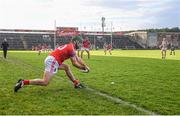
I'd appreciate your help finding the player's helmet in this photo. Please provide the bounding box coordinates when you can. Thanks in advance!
[72,36,82,43]
[71,36,82,50]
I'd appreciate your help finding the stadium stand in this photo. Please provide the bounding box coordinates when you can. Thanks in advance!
[1,29,179,50]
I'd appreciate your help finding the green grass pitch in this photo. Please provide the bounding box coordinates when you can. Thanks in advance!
[0,50,179,115]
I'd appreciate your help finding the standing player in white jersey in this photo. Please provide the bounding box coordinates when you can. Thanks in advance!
[159,38,169,59]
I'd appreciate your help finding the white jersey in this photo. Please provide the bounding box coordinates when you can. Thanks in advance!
[161,40,168,51]
[161,41,168,48]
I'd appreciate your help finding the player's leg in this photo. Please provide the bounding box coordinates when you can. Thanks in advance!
[59,64,76,82]
[81,50,84,58]
[161,50,164,59]
[14,56,57,92]
[59,64,84,88]
[104,49,106,55]
[109,49,112,55]
[28,71,54,86]
[38,50,41,55]
[164,50,167,59]
[3,50,7,58]
[14,71,54,92]
[77,50,80,57]
[86,49,90,59]
[172,49,175,55]
[170,50,172,55]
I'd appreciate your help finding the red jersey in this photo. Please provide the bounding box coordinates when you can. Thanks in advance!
[107,44,112,49]
[37,45,42,50]
[83,39,90,48]
[50,43,76,65]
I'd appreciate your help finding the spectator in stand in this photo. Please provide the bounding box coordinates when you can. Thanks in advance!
[1,38,9,59]
[81,37,91,59]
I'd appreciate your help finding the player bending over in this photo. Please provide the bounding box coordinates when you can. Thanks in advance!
[14,40,90,92]
[159,38,168,59]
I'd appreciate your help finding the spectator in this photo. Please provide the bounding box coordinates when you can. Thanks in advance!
[1,38,9,59]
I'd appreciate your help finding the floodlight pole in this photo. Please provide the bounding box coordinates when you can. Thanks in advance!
[93,27,96,50]
[54,20,56,50]
[110,21,113,45]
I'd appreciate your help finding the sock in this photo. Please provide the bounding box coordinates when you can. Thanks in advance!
[23,80,30,85]
[73,80,79,86]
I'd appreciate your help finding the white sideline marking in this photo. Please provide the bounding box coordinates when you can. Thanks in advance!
[54,75,158,115]
[8,57,157,115]
[85,87,157,115]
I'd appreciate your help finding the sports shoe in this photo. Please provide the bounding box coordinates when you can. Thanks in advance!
[74,83,85,89]
[14,79,24,92]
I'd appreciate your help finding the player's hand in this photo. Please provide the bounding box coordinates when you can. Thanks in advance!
[80,66,90,73]
[85,66,90,72]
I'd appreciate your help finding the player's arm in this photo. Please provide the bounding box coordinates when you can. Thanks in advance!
[75,55,89,69]
[159,43,162,48]
[70,55,90,71]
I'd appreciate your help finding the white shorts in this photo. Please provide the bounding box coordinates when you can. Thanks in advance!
[81,47,90,51]
[44,56,59,74]
[161,48,167,51]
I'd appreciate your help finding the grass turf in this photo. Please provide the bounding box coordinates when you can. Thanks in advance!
[0,50,179,115]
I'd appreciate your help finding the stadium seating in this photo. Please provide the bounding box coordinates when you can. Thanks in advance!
[0,32,149,50]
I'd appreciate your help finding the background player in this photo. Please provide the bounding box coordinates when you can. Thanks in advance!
[1,38,9,59]
[103,43,107,55]
[74,40,81,57]
[170,42,175,55]
[159,38,168,59]
[81,37,91,59]
[107,43,112,55]
[14,39,90,92]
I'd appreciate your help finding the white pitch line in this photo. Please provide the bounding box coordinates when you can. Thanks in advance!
[85,87,157,115]
[53,75,158,115]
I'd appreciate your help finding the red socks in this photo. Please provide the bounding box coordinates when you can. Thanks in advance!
[73,80,79,86]
[23,80,30,85]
